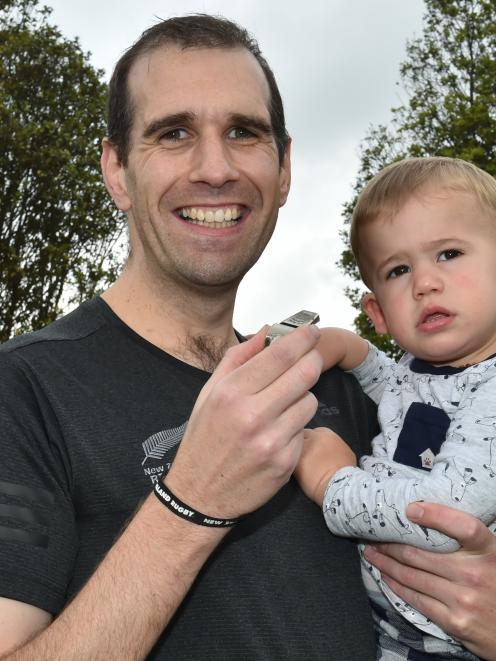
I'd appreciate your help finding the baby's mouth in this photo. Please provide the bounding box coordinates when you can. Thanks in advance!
[417,307,454,330]
[422,311,449,324]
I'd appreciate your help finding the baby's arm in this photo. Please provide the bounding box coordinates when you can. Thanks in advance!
[295,330,376,505]
[294,427,357,505]
[317,328,369,372]
[323,376,496,551]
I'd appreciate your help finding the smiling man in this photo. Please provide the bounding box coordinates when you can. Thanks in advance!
[0,14,494,661]
[101,42,291,370]
[0,16,377,659]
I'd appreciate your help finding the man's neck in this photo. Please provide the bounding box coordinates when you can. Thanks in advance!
[101,269,240,372]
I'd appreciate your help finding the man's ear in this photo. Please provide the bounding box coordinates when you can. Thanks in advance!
[101,138,131,211]
[279,138,291,207]
[362,292,389,335]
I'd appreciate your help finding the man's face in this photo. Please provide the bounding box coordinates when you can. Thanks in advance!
[109,45,290,292]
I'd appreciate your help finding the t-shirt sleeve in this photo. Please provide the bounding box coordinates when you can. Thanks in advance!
[0,352,78,614]
[309,365,379,459]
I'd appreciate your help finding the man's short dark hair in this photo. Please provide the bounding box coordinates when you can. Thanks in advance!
[107,14,290,165]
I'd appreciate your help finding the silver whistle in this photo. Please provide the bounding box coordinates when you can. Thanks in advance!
[265,310,320,347]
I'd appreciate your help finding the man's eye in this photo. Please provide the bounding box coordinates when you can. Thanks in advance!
[438,249,463,261]
[228,127,256,140]
[386,264,410,279]
[160,128,188,141]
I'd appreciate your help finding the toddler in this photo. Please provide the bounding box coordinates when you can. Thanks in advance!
[295,157,496,660]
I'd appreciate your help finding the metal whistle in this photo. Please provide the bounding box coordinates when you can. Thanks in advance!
[264,310,320,347]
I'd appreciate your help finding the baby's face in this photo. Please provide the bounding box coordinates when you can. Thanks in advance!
[361,189,496,366]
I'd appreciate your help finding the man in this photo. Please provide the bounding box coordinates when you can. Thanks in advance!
[0,14,495,661]
[0,15,375,659]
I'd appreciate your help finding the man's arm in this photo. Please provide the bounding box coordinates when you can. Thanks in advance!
[363,502,496,661]
[0,326,322,659]
[2,499,226,660]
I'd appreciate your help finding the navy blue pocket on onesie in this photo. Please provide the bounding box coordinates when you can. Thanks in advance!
[393,402,450,471]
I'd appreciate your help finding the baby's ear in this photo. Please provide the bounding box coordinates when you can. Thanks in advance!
[362,293,389,335]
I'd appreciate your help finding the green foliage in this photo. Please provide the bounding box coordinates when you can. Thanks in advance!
[339,0,496,358]
[0,0,125,341]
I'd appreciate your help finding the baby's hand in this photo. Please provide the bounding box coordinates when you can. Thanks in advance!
[294,427,356,505]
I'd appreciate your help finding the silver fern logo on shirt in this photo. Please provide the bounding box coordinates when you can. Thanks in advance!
[141,422,187,483]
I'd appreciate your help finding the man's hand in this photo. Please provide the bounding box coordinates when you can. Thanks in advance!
[363,502,496,660]
[166,324,323,519]
[294,427,356,505]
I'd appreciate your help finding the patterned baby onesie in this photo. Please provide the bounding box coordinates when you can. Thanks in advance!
[324,343,496,658]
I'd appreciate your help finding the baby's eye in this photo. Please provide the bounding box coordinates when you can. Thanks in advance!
[386,264,410,279]
[438,249,463,262]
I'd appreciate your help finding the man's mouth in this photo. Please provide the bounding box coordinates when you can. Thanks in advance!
[178,206,243,228]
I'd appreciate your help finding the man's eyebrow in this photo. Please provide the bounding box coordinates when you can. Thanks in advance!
[229,113,273,135]
[142,112,196,140]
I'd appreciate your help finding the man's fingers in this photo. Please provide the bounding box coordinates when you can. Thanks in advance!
[195,327,268,405]
[379,572,452,630]
[232,324,321,395]
[364,502,495,580]
[377,560,495,657]
[249,346,322,420]
[365,539,458,585]
[364,504,496,660]
[275,391,319,451]
[364,544,451,594]
[214,327,268,379]
[204,324,321,402]
[405,502,494,554]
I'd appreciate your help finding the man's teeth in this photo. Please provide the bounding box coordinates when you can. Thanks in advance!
[179,207,241,226]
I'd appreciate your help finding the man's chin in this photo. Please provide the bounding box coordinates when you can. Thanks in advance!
[175,268,245,293]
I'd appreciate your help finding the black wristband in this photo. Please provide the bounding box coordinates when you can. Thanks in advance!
[153,481,241,528]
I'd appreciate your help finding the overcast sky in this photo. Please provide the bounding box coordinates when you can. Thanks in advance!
[45,0,425,334]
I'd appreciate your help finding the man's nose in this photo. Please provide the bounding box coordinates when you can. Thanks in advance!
[412,265,444,298]
[189,134,240,187]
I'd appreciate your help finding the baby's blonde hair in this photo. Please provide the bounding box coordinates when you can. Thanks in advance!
[350,157,496,287]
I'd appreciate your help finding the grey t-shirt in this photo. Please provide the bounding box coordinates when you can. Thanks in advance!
[0,298,377,660]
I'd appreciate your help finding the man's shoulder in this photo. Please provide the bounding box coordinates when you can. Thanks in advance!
[313,364,366,400]
[0,299,108,359]
[0,299,112,382]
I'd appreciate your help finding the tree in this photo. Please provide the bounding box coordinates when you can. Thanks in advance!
[0,0,124,341]
[339,0,496,357]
